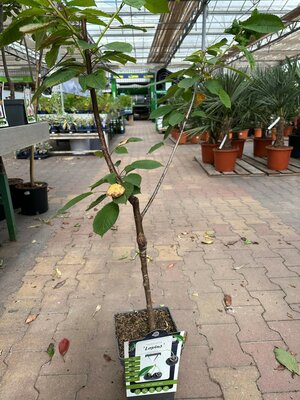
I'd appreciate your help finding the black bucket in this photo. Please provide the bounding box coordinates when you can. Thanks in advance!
[15,182,48,215]
[8,178,24,209]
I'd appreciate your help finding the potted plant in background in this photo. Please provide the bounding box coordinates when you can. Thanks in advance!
[289,115,300,158]
[249,62,300,170]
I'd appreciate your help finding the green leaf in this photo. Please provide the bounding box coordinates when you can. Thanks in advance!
[54,192,93,216]
[236,45,255,69]
[241,13,284,34]
[178,78,196,89]
[20,21,55,34]
[93,202,119,237]
[79,70,106,91]
[113,182,134,204]
[90,173,116,190]
[125,160,163,173]
[0,17,31,47]
[150,105,173,119]
[77,39,97,50]
[114,146,128,154]
[94,150,104,158]
[218,89,231,109]
[163,125,172,140]
[126,137,143,143]
[205,79,223,95]
[123,173,142,187]
[67,0,96,6]
[148,142,164,154]
[117,24,147,32]
[104,42,133,53]
[274,348,299,375]
[192,110,206,118]
[138,365,154,378]
[45,46,59,68]
[144,0,169,13]
[114,160,121,167]
[168,111,185,127]
[47,343,55,359]
[86,194,107,211]
[123,0,145,8]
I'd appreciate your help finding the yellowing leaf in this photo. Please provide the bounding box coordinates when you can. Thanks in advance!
[25,314,39,324]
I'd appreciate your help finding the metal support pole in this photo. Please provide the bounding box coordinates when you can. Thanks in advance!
[202,1,208,51]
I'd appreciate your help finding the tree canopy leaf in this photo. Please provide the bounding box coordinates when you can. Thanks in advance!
[93,202,119,236]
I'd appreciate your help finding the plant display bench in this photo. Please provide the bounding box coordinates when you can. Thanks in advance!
[0,123,49,240]
[48,133,109,155]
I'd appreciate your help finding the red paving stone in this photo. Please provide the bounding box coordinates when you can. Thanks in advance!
[0,122,299,399]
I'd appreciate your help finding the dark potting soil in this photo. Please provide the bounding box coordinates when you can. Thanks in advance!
[115,308,177,358]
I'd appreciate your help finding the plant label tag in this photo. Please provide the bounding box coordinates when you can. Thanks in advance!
[124,330,185,398]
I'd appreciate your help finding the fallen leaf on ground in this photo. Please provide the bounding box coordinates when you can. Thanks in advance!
[25,314,39,324]
[205,230,216,238]
[118,254,128,260]
[226,240,239,247]
[62,221,69,225]
[167,263,175,269]
[88,233,93,237]
[52,267,62,279]
[201,238,214,244]
[47,343,55,359]
[103,354,114,362]
[92,304,102,318]
[274,347,299,376]
[73,223,81,228]
[111,226,118,231]
[233,264,245,270]
[31,240,37,244]
[59,338,70,357]
[224,294,232,307]
[28,224,41,229]
[53,279,66,289]
[290,284,296,288]
[192,292,199,297]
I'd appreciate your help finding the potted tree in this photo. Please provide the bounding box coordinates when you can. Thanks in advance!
[250,63,300,170]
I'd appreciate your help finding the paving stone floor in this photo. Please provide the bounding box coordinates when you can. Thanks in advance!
[0,121,299,400]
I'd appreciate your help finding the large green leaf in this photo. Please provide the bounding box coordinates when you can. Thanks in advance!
[0,17,31,47]
[150,105,173,119]
[45,45,59,68]
[168,111,185,127]
[123,0,145,8]
[93,203,119,236]
[123,173,142,187]
[104,42,133,53]
[126,137,143,143]
[144,0,169,13]
[274,348,299,375]
[79,70,106,91]
[241,13,284,34]
[67,0,96,6]
[116,24,147,32]
[191,110,206,118]
[236,45,255,69]
[20,21,54,34]
[218,89,231,109]
[125,160,163,173]
[77,39,97,50]
[86,194,107,211]
[90,173,116,190]
[178,78,196,89]
[114,146,128,154]
[148,142,164,154]
[205,79,223,95]
[54,192,93,216]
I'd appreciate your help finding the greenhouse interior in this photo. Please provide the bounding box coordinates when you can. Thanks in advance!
[0,0,300,399]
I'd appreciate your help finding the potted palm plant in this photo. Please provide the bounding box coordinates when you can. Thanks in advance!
[250,63,300,170]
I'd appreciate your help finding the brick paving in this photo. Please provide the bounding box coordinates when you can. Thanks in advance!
[0,122,299,399]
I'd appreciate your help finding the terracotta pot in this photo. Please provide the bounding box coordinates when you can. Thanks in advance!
[231,139,245,158]
[213,148,239,172]
[253,137,273,157]
[238,130,249,140]
[172,130,187,144]
[266,145,293,170]
[284,126,293,137]
[201,143,218,164]
[254,128,262,138]
[191,134,201,144]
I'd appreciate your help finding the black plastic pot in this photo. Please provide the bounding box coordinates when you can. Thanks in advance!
[289,134,300,158]
[15,182,48,215]
[8,178,24,209]
[4,99,27,127]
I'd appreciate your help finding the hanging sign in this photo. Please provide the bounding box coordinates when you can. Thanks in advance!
[124,330,185,398]
[24,88,36,124]
[0,83,9,128]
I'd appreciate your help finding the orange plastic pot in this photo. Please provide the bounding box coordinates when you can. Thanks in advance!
[231,139,245,158]
[172,130,187,144]
[284,126,293,137]
[213,148,239,172]
[201,143,218,164]
[253,137,273,157]
[254,128,262,138]
[191,134,201,144]
[266,146,293,170]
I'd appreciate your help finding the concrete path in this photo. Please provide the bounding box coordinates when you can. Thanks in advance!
[0,121,299,400]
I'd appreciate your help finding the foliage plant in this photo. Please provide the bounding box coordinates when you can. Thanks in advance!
[0,0,284,331]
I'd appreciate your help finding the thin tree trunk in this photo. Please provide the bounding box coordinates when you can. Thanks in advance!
[0,5,15,99]
[81,18,155,331]
[275,116,285,147]
[23,37,34,82]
